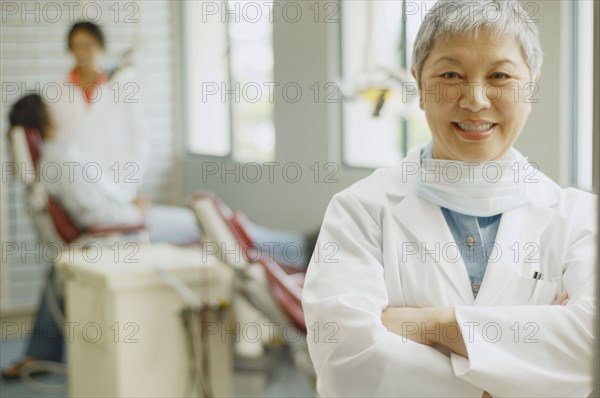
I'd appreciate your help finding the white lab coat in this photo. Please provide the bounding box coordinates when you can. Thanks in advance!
[49,67,150,201]
[302,146,596,397]
[40,138,143,228]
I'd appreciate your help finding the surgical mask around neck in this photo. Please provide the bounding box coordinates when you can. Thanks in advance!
[415,157,530,217]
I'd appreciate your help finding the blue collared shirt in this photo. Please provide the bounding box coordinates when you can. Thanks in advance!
[421,144,502,298]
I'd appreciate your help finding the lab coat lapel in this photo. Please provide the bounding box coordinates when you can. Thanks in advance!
[474,202,555,306]
[393,193,475,305]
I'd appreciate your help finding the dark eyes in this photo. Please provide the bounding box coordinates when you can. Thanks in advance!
[440,72,511,79]
[441,72,460,79]
[490,72,510,79]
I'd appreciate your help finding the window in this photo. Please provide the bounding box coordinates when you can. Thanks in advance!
[340,1,431,168]
[184,1,275,162]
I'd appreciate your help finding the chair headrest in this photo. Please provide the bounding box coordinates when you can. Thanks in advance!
[24,127,42,167]
[9,126,42,185]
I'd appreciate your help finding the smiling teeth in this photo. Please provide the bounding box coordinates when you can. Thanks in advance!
[457,122,494,131]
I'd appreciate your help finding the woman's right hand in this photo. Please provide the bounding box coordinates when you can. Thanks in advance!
[133,197,150,218]
[552,291,569,306]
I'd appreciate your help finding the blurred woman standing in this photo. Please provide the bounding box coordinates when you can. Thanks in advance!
[51,21,199,244]
[50,21,150,201]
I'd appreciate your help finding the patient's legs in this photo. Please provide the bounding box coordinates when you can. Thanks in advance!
[149,202,315,267]
[246,223,311,268]
[26,267,64,362]
[146,204,201,244]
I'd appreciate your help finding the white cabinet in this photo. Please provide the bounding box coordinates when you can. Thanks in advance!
[56,243,234,397]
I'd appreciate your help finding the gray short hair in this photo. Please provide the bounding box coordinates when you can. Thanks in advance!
[411,0,543,86]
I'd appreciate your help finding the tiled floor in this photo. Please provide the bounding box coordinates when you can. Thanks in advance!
[0,338,316,398]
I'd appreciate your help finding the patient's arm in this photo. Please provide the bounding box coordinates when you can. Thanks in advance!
[41,141,145,228]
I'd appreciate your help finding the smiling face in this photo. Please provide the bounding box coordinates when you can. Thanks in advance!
[416,29,534,162]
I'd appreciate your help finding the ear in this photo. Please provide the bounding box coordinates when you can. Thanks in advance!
[411,68,424,110]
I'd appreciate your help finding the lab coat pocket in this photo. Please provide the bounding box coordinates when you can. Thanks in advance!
[528,278,557,305]
[494,276,557,306]
[494,276,536,306]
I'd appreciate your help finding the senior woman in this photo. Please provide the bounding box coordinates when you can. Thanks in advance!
[302,1,596,397]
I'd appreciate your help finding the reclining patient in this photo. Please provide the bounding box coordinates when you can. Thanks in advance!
[10,94,200,245]
[4,94,315,378]
[9,94,312,254]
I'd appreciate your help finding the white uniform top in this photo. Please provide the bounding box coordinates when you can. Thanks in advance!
[302,145,597,397]
[40,138,143,228]
[49,67,150,201]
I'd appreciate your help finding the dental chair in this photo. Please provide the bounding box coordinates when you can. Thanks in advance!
[189,192,315,378]
[8,126,148,246]
[231,215,306,332]
[5,126,151,392]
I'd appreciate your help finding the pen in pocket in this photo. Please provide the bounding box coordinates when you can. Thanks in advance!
[528,271,542,303]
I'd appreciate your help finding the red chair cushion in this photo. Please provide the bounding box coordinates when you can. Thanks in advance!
[23,128,42,171]
[47,197,82,244]
[190,193,307,333]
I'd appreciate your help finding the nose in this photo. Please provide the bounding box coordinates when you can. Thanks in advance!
[458,80,491,113]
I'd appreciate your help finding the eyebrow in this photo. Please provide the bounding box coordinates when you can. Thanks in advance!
[431,56,462,66]
[432,57,518,68]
